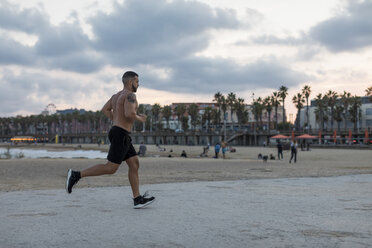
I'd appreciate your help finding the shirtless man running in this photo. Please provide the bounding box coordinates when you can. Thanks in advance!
[65,71,155,209]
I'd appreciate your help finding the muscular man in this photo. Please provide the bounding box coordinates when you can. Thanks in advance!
[65,71,155,209]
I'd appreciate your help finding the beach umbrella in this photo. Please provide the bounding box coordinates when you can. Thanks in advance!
[365,129,369,144]
[296,134,317,139]
[348,129,352,143]
[271,134,290,139]
[333,130,337,144]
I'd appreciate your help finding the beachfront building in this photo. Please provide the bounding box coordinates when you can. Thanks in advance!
[299,96,372,131]
[159,102,285,132]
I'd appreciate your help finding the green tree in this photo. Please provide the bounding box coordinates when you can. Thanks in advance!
[341,91,352,130]
[263,96,273,136]
[366,86,372,102]
[326,90,338,131]
[227,92,236,130]
[302,85,311,130]
[151,103,162,131]
[333,105,344,132]
[234,98,248,129]
[271,91,280,130]
[292,93,305,130]
[349,95,362,131]
[181,116,189,131]
[174,104,186,129]
[279,85,288,126]
[162,105,172,129]
[188,103,200,130]
[202,106,213,131]
[314,94,327,130]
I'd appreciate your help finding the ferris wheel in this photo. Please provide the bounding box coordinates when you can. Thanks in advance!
[45,103,57,115]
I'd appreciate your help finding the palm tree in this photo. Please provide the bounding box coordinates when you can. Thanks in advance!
[314,94,327,130]
[188,103,199,130]
[292,93,305,130]
[227,92,236,130]
[302,85,311,131]
[341,91,352,131]
[211,109,220,130]
[279,85,288,128]
[234,98,248,130]
[161,105,172,130]
[271,91,280,130]
[333,105,344,132]
[203,106,212,131]
[151,103,161,131]
[174,104,186,129]
[251,98,264,145]
[213,92,223,123]
[349,95,362,131]
[325,90,338,131]
[263,96,273,137]
[366,86,372,102]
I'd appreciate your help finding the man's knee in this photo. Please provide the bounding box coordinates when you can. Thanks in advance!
[127,157,139,171]
[106,162,119,174]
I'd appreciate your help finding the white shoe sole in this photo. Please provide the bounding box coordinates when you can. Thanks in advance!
[133,199,155,209]
[66,169,72,193]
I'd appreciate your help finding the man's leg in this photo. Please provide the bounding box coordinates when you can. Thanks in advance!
[125,156,140,198]
[81,161,120,177]
[66,161,120,194]
[126,155,155,208]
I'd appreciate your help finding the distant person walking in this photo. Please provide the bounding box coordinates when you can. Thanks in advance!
[221,140,228,159]
[138,142,147,157]
[65,71,155,209]
[214,143,221,159]
[289,140,298,163]
[277,140,283,160]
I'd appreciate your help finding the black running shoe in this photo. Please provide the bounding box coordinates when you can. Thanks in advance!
[133,191,155,209]
[66,169,81,194]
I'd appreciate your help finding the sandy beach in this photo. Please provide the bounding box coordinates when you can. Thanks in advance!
[1,144,372,192]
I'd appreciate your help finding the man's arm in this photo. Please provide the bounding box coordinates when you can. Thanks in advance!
[102,96,113,121]
[124,93,147,122]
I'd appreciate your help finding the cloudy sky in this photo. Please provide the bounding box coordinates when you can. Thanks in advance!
[0,0,371,118]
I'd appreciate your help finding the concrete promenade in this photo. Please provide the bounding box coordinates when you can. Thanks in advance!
[1,175,372,248]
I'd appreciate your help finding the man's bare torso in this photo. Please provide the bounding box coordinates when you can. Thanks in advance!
[111,90,137,131]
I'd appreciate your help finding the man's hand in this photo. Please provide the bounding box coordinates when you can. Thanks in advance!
[136,114,147,122]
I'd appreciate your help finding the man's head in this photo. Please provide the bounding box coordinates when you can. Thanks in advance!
[122,71,139,92]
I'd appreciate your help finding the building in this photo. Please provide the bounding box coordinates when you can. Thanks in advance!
[299,96,372,130]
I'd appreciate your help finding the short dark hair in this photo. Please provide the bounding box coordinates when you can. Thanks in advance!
[122,71,138,85]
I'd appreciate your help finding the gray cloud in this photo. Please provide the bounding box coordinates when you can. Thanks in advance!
[90,0,241,64]
[0,0,313,116]
[0,36,35,65]
[247,0,372,53]
[309,0,372,52]
[139,57,310,94]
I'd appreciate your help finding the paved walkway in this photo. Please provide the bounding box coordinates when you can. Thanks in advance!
[1,175,372,248]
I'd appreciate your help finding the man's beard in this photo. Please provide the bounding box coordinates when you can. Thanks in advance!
[132,85,137,92]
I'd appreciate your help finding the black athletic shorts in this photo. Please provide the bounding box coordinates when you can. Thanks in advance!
[107,126,137,164]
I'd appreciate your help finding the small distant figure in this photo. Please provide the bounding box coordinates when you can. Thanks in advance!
[181,150,187,158]
[230,147,236,153]
[306,143,310,151]
[258,153,263,159]
[289,140,298,163]
[221,140,228,159]
[200,147,208,157]
[262,155,268,162]
[138,142,147,157]
[270,154,275,160]
[214,143,221,159]
[277,140,283,160]
[263,141,266,147]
